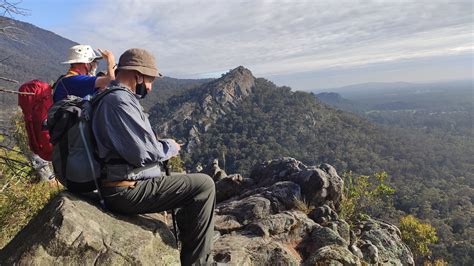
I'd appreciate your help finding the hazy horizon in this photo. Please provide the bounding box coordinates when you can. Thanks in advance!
[13,0,474,91]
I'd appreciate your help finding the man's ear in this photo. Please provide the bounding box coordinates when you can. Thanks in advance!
[135,72,143,83]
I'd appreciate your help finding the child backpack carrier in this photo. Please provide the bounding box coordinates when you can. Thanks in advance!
[47,88,124,194]
[18,80,54,161]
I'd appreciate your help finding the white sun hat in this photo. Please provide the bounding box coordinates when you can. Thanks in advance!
[61,44,102,64]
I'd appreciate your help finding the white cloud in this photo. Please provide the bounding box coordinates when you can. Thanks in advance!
[54,0,473,81]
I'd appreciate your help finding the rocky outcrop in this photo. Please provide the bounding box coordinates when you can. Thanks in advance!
[1,158,413,265]
[208,66,255,110]
[215,174,254,202]
[212,157,414,265]
[249,158,344,210]
[152,66,255,154]
[201,158,228,182]
[0,192,179,265]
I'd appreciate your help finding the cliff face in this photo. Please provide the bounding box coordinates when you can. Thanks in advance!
[208,66,255,109]
[150,66,255,153]
[0,158,413,265]
[0,17,77,86]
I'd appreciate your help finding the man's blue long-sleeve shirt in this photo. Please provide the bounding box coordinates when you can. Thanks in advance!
[92,81,179,179]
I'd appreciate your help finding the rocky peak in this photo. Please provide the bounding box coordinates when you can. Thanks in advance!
[224,66,254,80]
[151,66,257,154]
[208,66,256,109]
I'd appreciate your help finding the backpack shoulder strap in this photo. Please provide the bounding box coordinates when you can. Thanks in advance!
[91,87,128,106]
[51,75,66,93]
[52,71,80,95]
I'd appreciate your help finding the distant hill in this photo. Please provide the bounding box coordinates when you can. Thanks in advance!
[315,80,473,101]
[150,68,382,174]
[0,16,77,108]
[315,81,473,137]
[315,81,416,95]
[0,16,77,86]
[315,92,366,113]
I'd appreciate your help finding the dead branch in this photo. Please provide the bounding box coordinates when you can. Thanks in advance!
[0,1,29,17]
[0,76,19,83]
[0,87,35,95]
[1,1,30,43]
[0,144,22,153]
[0,179,11,192]
[0,56,11,64]
[0,154,30,166]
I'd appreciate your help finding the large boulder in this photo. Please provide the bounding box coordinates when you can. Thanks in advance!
[304,244,361,266]
[293,164,343,210]
[354,218,414,265]
[0,192,179,265]
[245,211,316,240]
[297,225,348,256]
[212,234,301,265]
[217,181,301,226]
[249,158,343,210]
[308,204,339,224]
[215,174,255,203]
[250,157,306,187]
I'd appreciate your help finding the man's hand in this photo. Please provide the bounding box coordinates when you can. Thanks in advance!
[97,49,115,65]
[169,139,182,153]
[95,49,116,88]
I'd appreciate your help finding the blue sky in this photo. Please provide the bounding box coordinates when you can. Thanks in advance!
[13,0,474,90]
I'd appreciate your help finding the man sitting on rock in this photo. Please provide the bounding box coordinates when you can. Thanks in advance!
[92,48,215,265]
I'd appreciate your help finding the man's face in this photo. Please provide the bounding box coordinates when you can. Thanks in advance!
[87,61,98,76]
[143,75,156,92]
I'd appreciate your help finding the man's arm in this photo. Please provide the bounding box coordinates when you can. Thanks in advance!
[94,49,115,89]
[97,94,179,166]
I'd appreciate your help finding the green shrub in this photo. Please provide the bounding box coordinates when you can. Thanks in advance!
[339,171,395,223]
[293,196,314,215]
[0,112,59,248]
[0,180,59,248]
[399,215,438,260]
[168,155,185,173]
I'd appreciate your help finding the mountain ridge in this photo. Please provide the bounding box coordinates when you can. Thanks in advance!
[314,80,473,95]
[149,66,473,264]
[0,16,77,85]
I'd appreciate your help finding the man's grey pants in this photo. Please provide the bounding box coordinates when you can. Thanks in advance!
[101,173,216,265]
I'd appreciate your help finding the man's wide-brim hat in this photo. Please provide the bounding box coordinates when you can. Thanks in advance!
[62,44,102,64]
[117,48,162,77]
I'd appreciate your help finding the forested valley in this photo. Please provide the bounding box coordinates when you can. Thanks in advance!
[151,73,473,264]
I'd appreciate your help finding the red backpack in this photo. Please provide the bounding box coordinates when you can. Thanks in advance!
[18,80,54,161]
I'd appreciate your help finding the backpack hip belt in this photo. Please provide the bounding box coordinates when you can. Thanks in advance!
[103,162,163,181]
